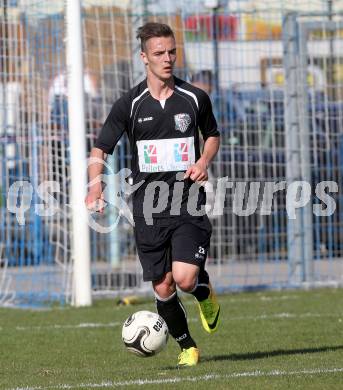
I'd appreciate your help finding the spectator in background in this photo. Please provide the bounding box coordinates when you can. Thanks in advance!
[190,69,226,124]
[48,68,101,190]
[48,68,101,130]
[103,60,132,102]
[190,69,213,95]
[191,69,242,144]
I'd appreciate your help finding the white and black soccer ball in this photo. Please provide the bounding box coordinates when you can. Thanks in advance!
[122,310,169,357]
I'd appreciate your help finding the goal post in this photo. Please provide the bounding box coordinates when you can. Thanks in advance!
[66,0,92,306]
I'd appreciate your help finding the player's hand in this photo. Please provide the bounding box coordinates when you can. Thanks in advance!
[85,191,105,214]
[184,159,208,183]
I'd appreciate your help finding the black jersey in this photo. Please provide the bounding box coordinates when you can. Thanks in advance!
[94,76,219,218]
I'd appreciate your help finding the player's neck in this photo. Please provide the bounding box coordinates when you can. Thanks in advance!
[147,74,174,101]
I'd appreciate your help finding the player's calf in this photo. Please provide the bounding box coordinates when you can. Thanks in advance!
[190,269,220,334]
[155,291,197,350]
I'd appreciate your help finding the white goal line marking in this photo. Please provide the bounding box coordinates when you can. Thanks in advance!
[5,312,342,332]
[8,367,343,390]
[14,322,122,331]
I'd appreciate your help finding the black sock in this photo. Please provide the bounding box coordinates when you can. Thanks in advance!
[155,292,196,350]
[191,268,210,302]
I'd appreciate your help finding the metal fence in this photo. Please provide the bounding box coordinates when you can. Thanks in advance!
[0,0,343,306]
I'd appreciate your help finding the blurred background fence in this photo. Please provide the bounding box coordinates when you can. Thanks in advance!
[0,0,343,306]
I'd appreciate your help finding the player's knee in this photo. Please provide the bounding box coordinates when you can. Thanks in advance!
[175,276,197,293]
[153,273,175,299]
[154,284,175,298]
[172,263,198,292]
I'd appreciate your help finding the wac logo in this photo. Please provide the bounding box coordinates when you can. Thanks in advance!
[144,144,157,164]
[174,142,188,162]
[174,113,191,133]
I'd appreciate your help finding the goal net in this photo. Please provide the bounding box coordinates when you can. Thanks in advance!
[1,0,343,306]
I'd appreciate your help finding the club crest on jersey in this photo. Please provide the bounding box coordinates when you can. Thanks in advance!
[174,113,191,133]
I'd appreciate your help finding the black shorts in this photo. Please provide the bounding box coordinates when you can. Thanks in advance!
[134,216,212,282]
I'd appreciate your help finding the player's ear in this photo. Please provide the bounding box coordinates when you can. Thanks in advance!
[140,52,148,66]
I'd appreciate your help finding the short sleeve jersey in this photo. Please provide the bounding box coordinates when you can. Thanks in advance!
[94,76,219,218]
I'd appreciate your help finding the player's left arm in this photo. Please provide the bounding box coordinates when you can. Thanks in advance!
[184,136,220,182]
[184,89,220,182]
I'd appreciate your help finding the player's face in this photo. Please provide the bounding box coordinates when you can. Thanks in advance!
[141,36,176,81]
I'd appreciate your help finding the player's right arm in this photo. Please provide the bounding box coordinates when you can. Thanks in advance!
[85,93,130,212]
[85,89,132,214]
[85,147,107,213]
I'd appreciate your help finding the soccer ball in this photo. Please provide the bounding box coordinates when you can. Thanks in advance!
[122,310,169,357]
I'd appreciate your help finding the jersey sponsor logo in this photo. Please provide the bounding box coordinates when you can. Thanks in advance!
[144,145,157,164]
[138,116,153,123]
[174,142,189,162]
[174,113,191,133]
[137,137,195,172]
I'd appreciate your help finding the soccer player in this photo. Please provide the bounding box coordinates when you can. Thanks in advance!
[85,22,220,367]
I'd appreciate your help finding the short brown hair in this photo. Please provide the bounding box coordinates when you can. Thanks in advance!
[136,22,175,52]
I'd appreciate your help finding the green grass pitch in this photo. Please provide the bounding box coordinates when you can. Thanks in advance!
[1,288,343,389]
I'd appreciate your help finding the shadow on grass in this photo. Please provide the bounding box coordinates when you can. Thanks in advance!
[201,345,343,362]
[161,345,343,370]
